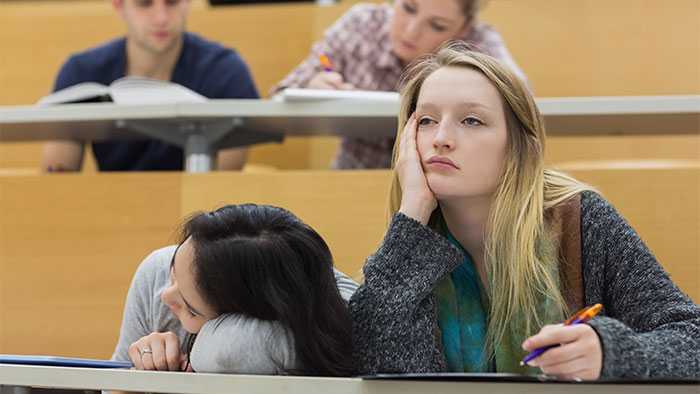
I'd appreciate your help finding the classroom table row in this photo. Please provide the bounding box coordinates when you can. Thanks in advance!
[0,96,698,172]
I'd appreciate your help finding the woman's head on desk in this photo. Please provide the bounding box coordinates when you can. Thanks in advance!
[160,203,353,376]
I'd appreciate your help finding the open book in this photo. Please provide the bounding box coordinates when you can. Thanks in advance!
[37,77,207,106]
[272,88,399,104]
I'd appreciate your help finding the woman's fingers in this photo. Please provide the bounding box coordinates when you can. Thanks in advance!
[127,341,144,370]
[128,332,183,371]
[523,324,580,351]
[405,114,418,150]
[139,339,156,371]
[307,72,345,89]
[163,332,183,371]
[399,114,416,157]
[397,113,436,224]
[523,323,603,380]
[149,336,168,371]
[539,355,587,376]
[530,341,584,367]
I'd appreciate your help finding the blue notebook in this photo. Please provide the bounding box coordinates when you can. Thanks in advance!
[0,355,132,369]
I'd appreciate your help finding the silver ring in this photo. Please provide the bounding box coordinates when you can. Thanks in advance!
[140,347,153,356]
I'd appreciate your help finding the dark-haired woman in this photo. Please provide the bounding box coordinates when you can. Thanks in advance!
[111,204,357,376]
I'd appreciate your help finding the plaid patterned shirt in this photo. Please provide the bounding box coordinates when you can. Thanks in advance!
[274,3,526,169]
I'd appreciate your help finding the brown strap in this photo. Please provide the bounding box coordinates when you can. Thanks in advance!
[545,194,584,313]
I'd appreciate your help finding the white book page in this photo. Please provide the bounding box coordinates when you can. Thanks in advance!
[109,77,207,105]
[274,88,399,103]
[37,82,110,106]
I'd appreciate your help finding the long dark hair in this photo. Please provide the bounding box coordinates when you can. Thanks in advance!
[179,203,353,376]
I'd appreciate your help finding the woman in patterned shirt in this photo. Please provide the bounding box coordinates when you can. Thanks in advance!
[274,0,525,169]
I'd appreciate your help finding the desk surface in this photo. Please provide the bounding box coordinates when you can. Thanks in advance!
[0,95,698,145]
[0,365,697,394]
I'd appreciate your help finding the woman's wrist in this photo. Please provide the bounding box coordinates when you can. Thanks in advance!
[399,199,435,225]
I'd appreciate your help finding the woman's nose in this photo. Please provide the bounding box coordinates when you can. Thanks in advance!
[404,19,421,41]
[160,285,177,308]
[433,124,454,150]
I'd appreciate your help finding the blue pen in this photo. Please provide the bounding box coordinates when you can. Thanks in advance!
[520,303,602,366]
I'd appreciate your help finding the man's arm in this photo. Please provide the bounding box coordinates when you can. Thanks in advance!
[41,141,85,172]
[41,56,87,172]
[216,147,247,171]
[42,140,84,172]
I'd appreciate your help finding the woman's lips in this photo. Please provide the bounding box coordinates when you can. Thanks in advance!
[401,40,417,51]
[426,156,459,170]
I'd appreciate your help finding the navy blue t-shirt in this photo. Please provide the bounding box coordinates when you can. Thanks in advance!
[53,32,259,171]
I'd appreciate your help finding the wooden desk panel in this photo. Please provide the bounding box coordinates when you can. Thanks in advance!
[181,170,391,278]
[0,173,182,357]
[560,162,700,302]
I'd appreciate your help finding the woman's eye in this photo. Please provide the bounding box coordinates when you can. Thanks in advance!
[417,118,434,126]
[463,116,484,126]
[430,23,447,33]
[402,2,416,14]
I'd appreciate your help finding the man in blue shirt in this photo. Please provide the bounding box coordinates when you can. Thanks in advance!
[42,0,259,171]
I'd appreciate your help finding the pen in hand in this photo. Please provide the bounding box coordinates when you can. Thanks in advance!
[309,53,354,90]
[319,53,334,72]
[520,303,602,366]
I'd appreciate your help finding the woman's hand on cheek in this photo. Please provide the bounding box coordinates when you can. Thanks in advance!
[397,113,437,225]
[522,324,603,381]
[128,332,183,372]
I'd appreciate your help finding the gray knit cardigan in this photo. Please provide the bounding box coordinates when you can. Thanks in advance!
[349,191,700,378]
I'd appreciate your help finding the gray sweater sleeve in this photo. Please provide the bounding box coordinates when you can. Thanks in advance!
[188,267,358,374]
[190,314,297,374]
[580,191,700,379]
[111,246,184,362]
[349,213,463,374]
[334,267,360,302]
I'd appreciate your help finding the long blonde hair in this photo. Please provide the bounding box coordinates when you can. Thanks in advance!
[388,42,594,355]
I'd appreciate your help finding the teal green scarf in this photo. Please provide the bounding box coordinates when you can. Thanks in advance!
[435,232,539,374]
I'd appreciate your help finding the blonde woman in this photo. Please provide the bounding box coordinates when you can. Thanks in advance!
[349,43,700,380]
[274,0,525,169]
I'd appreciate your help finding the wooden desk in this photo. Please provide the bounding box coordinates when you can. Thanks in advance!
[0,365,696,394]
